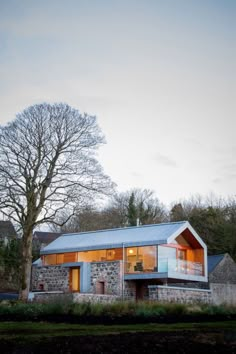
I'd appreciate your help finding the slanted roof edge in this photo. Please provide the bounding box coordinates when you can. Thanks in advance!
[60,221,187,237]
[40,239,167,255]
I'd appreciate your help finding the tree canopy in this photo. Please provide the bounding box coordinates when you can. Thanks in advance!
[0,102,114,300]
[170,196,236,260]
[53,188,167,232]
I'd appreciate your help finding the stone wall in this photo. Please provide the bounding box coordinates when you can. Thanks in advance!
[31,265,70,292]
[124,281,136,300]
[90,261,122,296]
[210,283,236,305]
[73,293,119,303]
[30,291,71,302]
[209,254,236,284]
[148,285,212,304]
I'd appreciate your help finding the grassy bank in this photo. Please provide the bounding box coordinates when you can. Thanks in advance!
[1,320,236,339]
[0,300,236,324]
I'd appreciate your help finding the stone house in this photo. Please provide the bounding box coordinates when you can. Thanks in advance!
[31,221,213,303]
[208,253,236,305]
[167,253,236,305]
[32,231,62,253]
[0,220,17,245]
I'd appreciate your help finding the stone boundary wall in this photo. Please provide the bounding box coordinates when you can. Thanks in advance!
[90,261,122,296]
[31,265,70,292]
[29,291,119,304]
[210,283,236,305]
[148,285,212,304]
[73,293,119,303]
[29,291,71,302]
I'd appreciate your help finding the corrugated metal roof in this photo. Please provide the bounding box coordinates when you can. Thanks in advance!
[41,221,188,255]
[32,258,42,266]
[207,254,225,273]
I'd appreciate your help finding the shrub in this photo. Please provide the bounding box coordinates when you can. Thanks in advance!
[0,299,236,320]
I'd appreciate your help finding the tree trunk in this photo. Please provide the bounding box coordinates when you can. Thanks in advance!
[19,230,33,301]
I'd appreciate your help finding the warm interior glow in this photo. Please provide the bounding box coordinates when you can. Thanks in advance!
[128,249,134,254]
[71,268,80,292]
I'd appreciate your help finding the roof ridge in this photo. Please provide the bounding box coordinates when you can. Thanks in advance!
[62,220,187,237]
[208,253,225,258]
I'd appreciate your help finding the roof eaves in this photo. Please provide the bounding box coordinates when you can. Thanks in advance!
[40,239,167,255]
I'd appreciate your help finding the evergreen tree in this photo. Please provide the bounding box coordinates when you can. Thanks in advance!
[127,192,137,226]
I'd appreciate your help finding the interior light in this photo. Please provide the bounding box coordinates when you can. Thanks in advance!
[129,249,134,254]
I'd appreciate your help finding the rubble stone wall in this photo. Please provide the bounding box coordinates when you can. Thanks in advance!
[31,265,70,292]
[149,285,212,304]
[90,261,122,296]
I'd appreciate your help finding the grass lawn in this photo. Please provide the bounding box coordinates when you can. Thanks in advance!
[1,321,236,353]
[0,320,236,340]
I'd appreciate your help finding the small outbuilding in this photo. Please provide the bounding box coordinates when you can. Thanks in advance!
[208,253,236,305]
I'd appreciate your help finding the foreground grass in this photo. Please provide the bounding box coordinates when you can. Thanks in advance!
[1,299,236,320]
[0,321,236,341]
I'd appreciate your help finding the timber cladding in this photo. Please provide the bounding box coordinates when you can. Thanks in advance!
[64,253,77,263]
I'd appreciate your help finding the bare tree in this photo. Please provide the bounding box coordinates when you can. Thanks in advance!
[54,188,167,233]
[0,103,115,300]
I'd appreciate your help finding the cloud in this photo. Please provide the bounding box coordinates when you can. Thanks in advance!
[131,172,143,178]
[212,178,221,184]
[153,153,177,168]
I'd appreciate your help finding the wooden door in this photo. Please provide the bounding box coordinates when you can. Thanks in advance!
[70,268,80,292]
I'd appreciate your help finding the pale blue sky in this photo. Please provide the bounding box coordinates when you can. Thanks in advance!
[0,0,235,207]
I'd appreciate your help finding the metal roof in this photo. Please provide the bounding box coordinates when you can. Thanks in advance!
[41,221,189,255]
[207,254,225,273]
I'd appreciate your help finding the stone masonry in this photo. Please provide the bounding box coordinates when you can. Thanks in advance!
[90,261,122,296]
[124,281,136,300]
[73,293,119,303]
[149,285,212,304]
[31,265,70,292]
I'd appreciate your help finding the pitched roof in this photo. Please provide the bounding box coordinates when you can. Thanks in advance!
[0,220,17,238]
[207,254,225,273]
[41,221,195,255]
[33,231,62,244]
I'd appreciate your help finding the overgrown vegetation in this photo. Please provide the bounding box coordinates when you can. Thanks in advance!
[0,299,236,322]
[0,239,21,291]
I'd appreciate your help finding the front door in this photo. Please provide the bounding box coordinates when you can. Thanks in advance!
[136,281,145,301]
[70,268,80,292]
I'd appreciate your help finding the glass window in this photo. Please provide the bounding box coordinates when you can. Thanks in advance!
[125,246,157,273]
[77,248,123,262]
[56,254,64,264]
[44,254,57,265]
[158,246,176,272]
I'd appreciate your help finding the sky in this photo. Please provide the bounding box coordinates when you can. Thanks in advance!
[0,0,235,208]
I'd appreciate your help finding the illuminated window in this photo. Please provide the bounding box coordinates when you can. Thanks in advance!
[44,254,57,265]
[125,246,157,273]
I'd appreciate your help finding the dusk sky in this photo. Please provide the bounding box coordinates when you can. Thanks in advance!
[0,0,235,208]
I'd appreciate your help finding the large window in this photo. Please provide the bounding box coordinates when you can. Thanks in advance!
[77,248,122,262]
[125,246,157,273]
[158,246,176,272]
[43,248,123,265]
[44,254,64,265]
